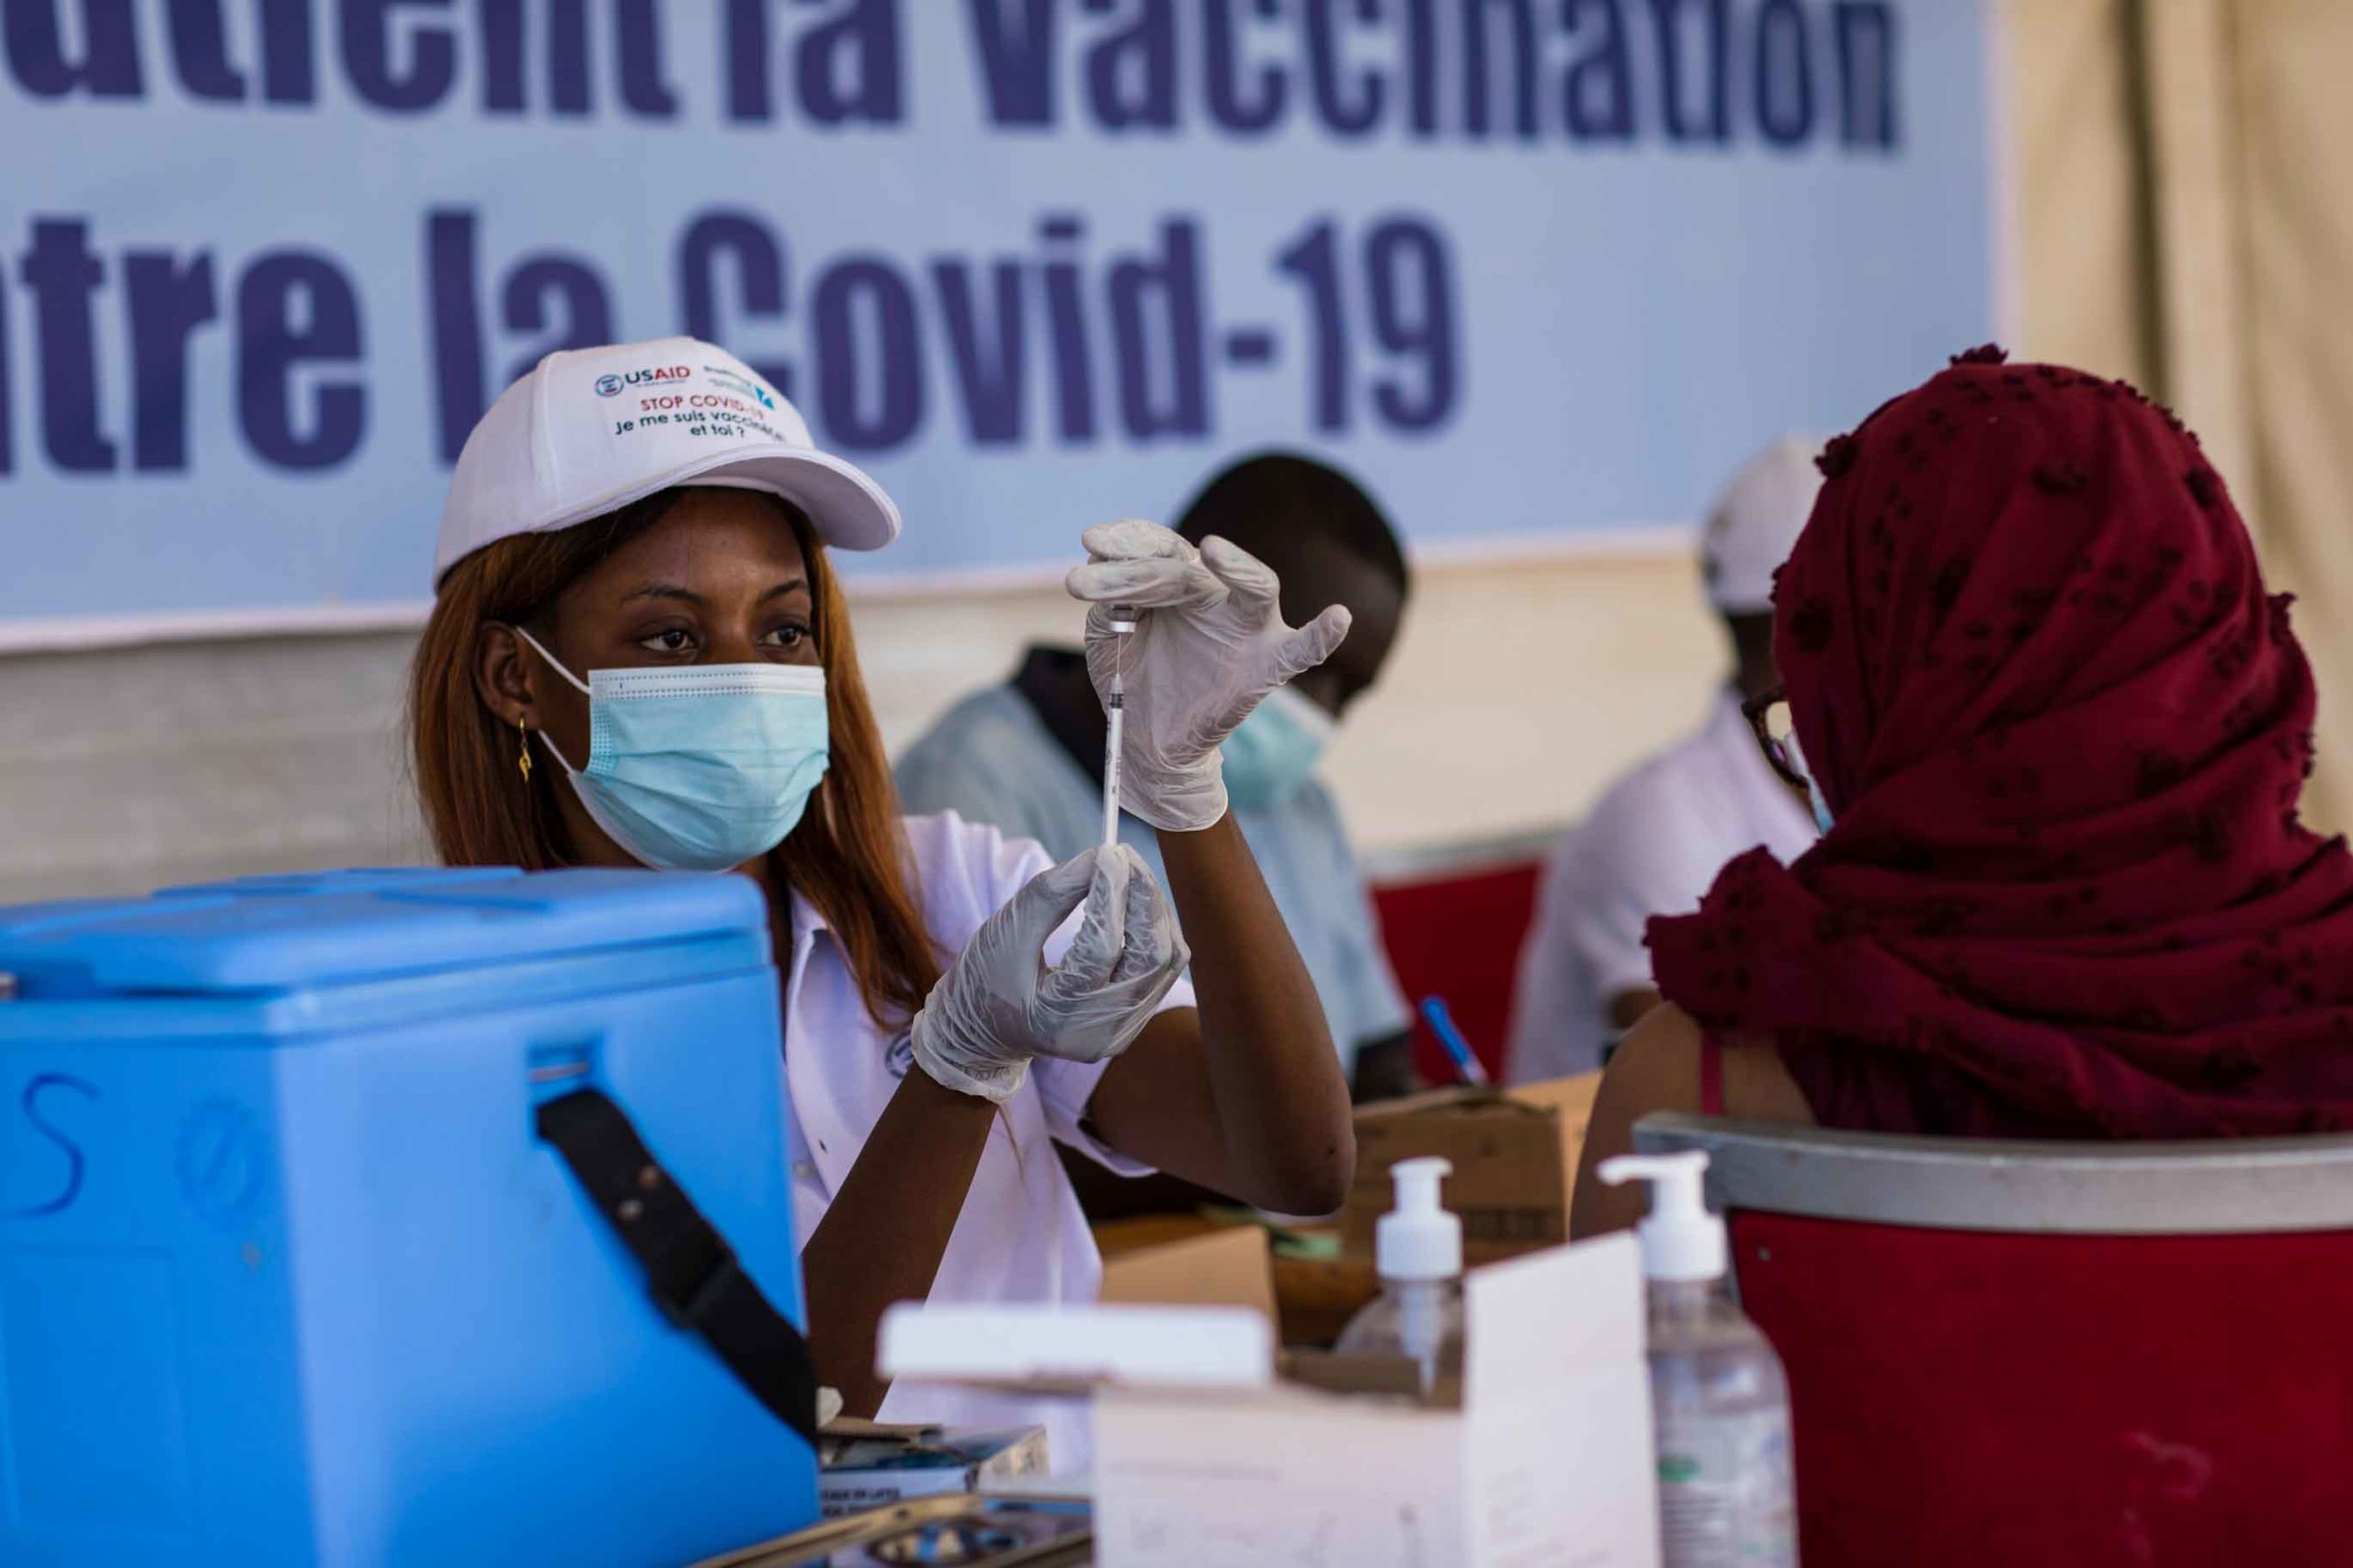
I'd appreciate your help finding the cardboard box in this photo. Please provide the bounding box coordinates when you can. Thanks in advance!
[1101,1221,1374,1347]
[1098,1225,1279,1319]
[816,1423,1051,1517]
[881,1233,1659,1568]
[1343,1074,1600,1261]
[882,1301,1277,1394]
[1091,1237,1659,1568]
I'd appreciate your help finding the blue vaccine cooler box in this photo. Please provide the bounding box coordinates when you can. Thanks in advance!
[0,868,820,1567]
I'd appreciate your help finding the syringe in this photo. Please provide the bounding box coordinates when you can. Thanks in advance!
[1102,604,1136,849]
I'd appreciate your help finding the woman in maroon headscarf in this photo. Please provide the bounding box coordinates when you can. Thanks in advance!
[1572,349,2353,1237]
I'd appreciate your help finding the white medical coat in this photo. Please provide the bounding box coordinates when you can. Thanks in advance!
[782,811,1190,1470]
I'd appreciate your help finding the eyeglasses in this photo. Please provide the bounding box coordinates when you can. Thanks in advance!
[1742,683,1808,792]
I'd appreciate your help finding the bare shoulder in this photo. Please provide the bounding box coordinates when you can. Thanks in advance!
[1608,1005,1814,1124]
[1569,1004,1812,1238]
[1607,1001,1709,1103]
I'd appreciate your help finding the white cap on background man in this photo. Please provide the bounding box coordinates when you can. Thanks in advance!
[435,335,900,586]
[1700,435,1826,615]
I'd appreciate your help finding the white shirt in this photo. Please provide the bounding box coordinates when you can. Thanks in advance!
[1506,690,1816,1083]
[781,810,1191,1471]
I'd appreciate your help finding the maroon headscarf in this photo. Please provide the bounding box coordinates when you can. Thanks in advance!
[1648,349,2353,1139]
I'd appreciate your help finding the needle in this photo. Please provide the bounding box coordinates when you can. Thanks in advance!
[1103,604,1135,849]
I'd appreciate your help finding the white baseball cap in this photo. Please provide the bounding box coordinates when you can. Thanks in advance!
[434,336,901,585]
[1700,435,1827,614]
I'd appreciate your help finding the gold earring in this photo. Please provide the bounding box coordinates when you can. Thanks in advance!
[517,721,533,782]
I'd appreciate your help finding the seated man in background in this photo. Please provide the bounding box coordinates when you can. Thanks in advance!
[1506,437,1821,1084]
[898,451,1417,1108]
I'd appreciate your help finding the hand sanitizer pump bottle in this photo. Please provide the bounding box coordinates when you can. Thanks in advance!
[1599,1151,1798,1567]
[1335,1156,1466,1394]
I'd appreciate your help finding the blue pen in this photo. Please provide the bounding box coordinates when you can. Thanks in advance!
[1418,995,1493,1086]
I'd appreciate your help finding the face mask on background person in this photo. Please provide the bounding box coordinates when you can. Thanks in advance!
[1220,684,1337,810]
[514,627,830,872]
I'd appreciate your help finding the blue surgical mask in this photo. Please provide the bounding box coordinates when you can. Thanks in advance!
[1222,685,1336,810]
[515,627,830,872]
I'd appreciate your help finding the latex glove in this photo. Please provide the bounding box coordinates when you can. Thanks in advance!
[1065,520,1353,832]
[909,844,1189,1104]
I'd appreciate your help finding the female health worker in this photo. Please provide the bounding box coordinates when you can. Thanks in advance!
[408,338,1356,1457]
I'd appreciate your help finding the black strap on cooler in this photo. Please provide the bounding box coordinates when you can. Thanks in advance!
[536,1087,819,1446]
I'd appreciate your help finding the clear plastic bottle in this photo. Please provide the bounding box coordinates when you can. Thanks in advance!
[1600,1152,1797,1568]
[1335,1156,1465,1394]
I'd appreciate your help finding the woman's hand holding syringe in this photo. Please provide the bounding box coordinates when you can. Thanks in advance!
[1067,519,1353,835]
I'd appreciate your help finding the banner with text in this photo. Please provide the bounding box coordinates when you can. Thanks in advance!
[0,0,1991,637]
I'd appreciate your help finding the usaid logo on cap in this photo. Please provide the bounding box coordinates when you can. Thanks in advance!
[595,364,693,399]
